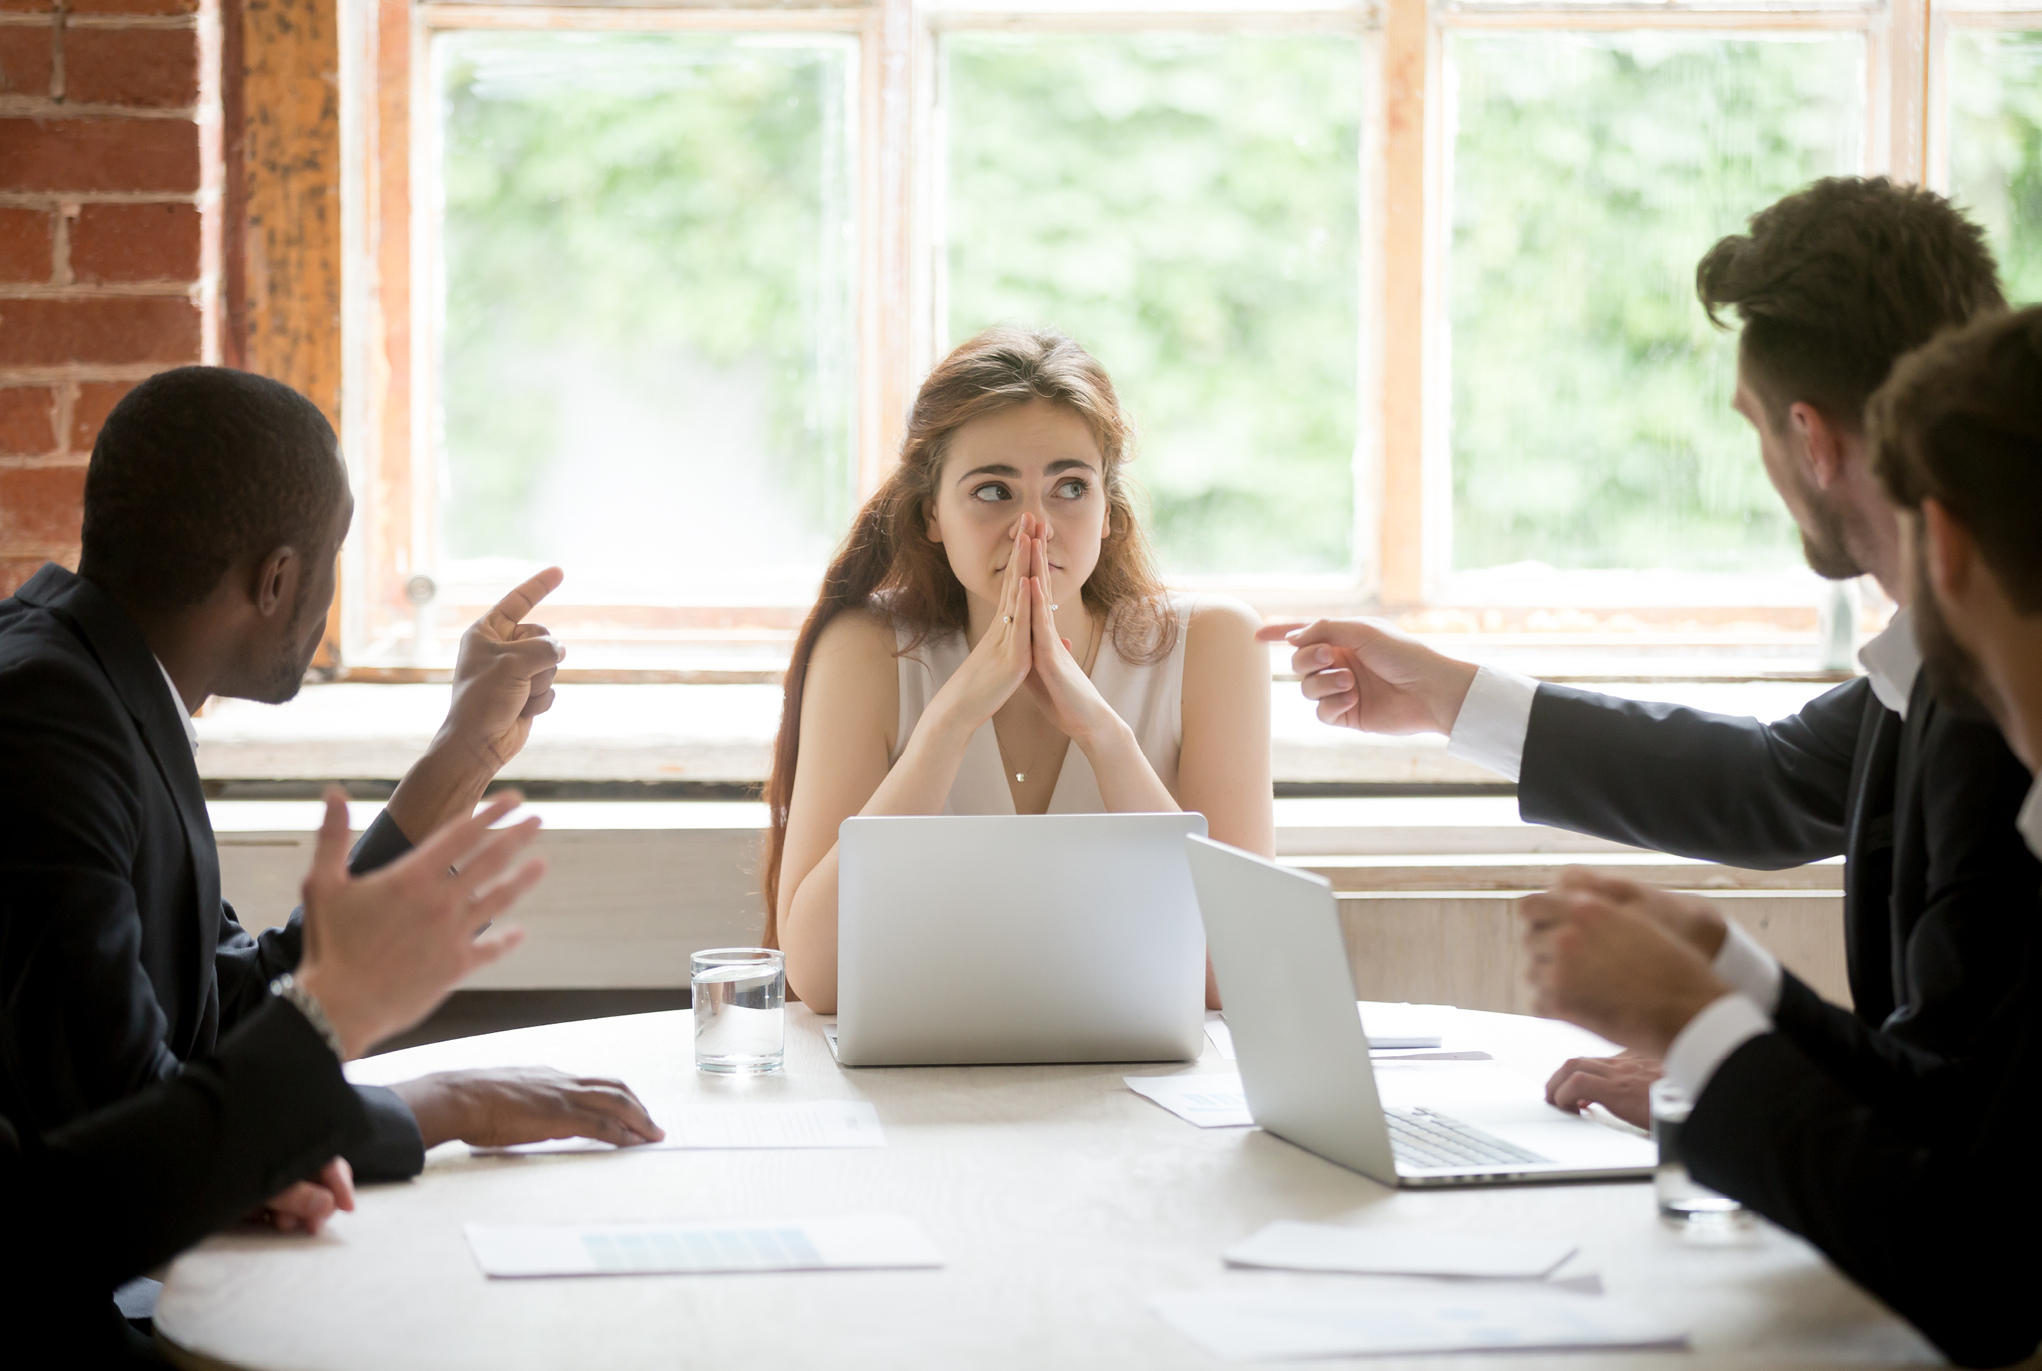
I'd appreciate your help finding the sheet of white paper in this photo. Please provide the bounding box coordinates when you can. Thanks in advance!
[1125,1073,1254,1127]
[1359,1002,1453,1049]
[474,1100,885,1155]
[466,1214,942,1279]
[1152,1287,1685,1360]
[1224,1222,1577,1280]
[1204,1003,1452,1060]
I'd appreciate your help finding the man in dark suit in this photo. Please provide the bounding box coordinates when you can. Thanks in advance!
[1519,305,2042,1367]
[0,367,662,1221]
[3,788,550,1365]
[1258,177,2037,1129]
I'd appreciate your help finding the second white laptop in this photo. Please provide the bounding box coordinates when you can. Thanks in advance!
[834,813,1209,1067]
[1187,835,1656,1187]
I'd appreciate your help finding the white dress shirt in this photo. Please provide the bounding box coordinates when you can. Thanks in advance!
[2020,775,2042,863]
[1440,608,1923,1097]
[156,657,199,754]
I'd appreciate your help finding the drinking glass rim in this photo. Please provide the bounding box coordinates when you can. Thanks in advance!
[692,946,784,966]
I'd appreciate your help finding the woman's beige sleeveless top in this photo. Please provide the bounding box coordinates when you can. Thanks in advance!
[888,593,1196,814]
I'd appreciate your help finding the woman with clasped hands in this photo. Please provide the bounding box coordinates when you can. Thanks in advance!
[0,790,664,1363]
[767,327,1273,1012]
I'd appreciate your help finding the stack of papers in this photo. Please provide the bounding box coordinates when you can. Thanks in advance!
[465,1214,942,1278]
[1205,1003,1475,1060]
[474,1100,885,1154]
[1152,1222,1678,1359]
[1151,1287,1684,1360]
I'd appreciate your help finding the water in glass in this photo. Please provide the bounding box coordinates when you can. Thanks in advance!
[692,952,785,1075]
[1650,1079,1751,1232]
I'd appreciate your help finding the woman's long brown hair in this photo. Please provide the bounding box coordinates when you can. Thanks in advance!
[761,326,1173,942]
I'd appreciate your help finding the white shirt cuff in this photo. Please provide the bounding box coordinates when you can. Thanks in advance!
[1662,993,1772,1100]
[1445,665,1538,782]
[1711,920,1782,1014]
[2018,774,2042,863]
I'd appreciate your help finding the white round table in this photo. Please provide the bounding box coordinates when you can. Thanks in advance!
[156,1006,1935,1369]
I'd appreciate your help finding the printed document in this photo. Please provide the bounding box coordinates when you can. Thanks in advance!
[474,1099,885,1154]
[1152,1287,1684,1360]
[466,1214,942,1279]
[1125,1073,1254,1127]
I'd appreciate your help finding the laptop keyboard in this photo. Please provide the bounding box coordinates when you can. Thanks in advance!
[1387,1107,1550,1170]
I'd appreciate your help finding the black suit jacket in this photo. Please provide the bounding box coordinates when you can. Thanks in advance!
[1683,953,2042,1368]
[0,564,424,1178]
[0,997,372,1366]
[1520,675,2042,1127]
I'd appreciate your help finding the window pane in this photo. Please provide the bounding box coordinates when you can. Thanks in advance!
[1448,33,1865,574]
[1948,29,2042,306]
[435,33,855,601]
[944,34,1363,576]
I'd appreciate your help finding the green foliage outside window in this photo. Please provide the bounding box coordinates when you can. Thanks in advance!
[437,33,854,573]
[1949,30,2042,308]
[1449,33,1865,573]
[945,34,1363,577]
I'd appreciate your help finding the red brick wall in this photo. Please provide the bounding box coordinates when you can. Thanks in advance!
[0,0,213,596]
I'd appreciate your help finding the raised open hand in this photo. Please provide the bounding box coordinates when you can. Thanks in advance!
[295,788,543,1059]
[1254,617,1476,736]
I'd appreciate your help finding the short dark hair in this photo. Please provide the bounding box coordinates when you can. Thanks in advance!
[1696,176,2005,433]
[80,367,348,609]
[1871,305,2042,613]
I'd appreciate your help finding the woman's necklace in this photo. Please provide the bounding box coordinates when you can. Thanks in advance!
[997,613,1103,784]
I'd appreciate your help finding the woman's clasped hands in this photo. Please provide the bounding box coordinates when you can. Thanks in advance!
[939,512,1119,746]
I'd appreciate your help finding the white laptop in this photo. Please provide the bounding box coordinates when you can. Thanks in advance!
[1186,835,1657,1187]
[834,813,1209,1066]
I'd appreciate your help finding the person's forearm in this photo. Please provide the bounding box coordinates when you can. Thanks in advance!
[382,737,495,846]
[1080,719,1178,814]
[782,705,978,1011]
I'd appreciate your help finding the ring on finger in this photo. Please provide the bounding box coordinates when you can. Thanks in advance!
[1002,615,1013,625]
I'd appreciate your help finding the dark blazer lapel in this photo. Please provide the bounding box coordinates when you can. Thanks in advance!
[1841,696,1901,1026]
[14,567,224,976]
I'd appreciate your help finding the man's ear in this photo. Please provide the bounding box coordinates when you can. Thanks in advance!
[1921,498,1975,605]
[252,546,299,618]
[1789,402,1847,490]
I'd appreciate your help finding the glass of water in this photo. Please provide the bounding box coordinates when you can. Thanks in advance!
[691,948,785,1075]
[1650,1079,1751,1230]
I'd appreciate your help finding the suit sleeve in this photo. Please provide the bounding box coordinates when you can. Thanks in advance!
[1683,1028,2042,1368]
[211,807,424,1181]
[0,657,188,1126]
[0,997,371,1302]
[1518,679,1865,868]
[1762,705,2042,1141]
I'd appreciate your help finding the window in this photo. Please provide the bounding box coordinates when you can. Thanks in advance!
[1446,30,1863,583]
[434,33,857,608]
[342,0,2006,678]
[942,31,1364,578]
[1941,19,2042,303]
